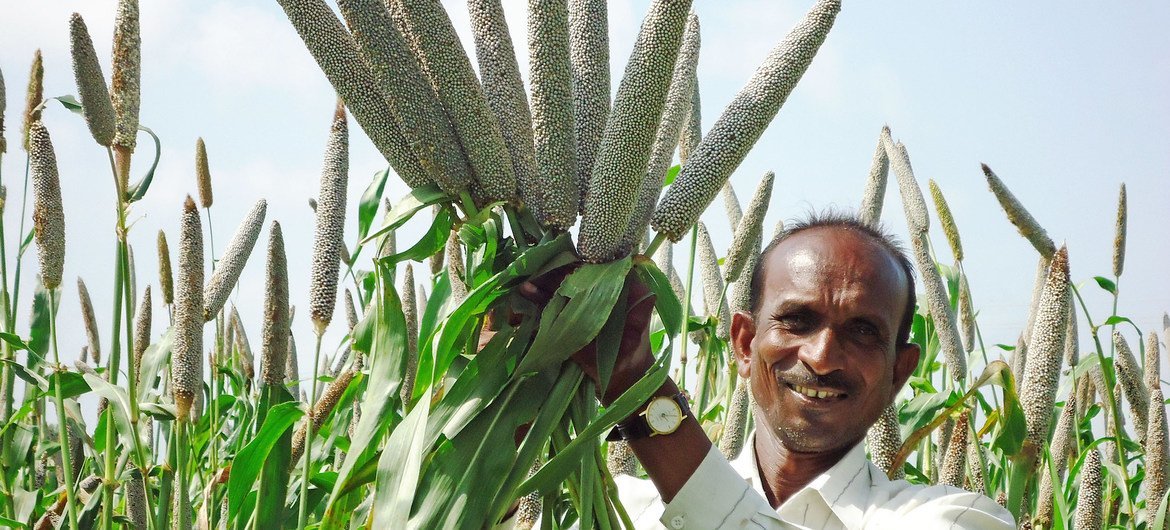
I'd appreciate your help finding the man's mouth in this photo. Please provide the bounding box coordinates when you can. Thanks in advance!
[787,383,844,400]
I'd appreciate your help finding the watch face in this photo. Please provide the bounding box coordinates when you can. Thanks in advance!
[646,397,683,434]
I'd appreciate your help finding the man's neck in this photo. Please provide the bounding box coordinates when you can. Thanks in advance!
[753,429,856,508]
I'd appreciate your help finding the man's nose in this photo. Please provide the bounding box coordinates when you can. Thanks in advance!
[798,327,846,376]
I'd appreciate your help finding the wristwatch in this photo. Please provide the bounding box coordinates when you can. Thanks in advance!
[606,393,690,441]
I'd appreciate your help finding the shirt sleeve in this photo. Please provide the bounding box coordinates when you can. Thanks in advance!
[660,446,788,529]
[873,484,1015,529]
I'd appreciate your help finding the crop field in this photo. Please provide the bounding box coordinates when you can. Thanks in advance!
[0,0,1165,529]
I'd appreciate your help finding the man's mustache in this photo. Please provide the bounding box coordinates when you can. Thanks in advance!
[774,366,854,395]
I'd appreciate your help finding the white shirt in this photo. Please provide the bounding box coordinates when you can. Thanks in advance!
[654,438,1014,529]
[503,435,1014,529]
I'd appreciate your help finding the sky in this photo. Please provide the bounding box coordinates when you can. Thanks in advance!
[0,1,1167,406]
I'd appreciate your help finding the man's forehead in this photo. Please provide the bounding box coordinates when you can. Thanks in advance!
[763,227,909,295]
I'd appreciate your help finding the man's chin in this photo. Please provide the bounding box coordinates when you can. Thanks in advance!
[775,425,859,454]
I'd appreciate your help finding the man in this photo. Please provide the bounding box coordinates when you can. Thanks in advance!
[506,213,1013,529]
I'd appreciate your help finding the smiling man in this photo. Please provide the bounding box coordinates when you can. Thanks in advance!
[569,213,1014,529]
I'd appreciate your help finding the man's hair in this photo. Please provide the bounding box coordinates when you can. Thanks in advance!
[748,211,918,345]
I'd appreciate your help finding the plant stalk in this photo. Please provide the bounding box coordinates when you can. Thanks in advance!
[48,288,81,529]
[298,332,325,529]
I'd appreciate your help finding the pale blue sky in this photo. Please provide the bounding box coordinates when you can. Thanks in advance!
[0,1,1166,395]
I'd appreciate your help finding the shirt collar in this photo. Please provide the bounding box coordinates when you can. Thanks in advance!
[731,432,876,529]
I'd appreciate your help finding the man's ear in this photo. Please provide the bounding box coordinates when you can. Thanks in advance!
[892,341,920,390]
[730,311,756,379]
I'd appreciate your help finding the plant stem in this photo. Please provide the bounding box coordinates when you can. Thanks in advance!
[644,232,667,258]
[678,225,698,392]
[48,288,81,529]
[298,332,325,529]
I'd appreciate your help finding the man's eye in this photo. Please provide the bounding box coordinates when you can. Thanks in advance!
[777,314,810,330]
[853,322,880,339]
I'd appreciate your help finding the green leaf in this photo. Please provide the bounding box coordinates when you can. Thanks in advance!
[518,348,672,497]
[48,371,90,400]
[378,207,454,266]
[415,235,574,400]
[634,259,682,339]
[322,263,408,527]
[1103,315,1132,326]
[82,374,136,449]
[126,125,161,202]
[27,283,55,357]
[0,333,30,351]
[226,401,303,522]
[1093,276,1117,295]
[253,384,295,529]
[358,168,390,241]
[2,360,47,391]
[517,258,633,375]
[137,328,174,402]
[360,184,449,245]
[595,282,629,395]
[17,229,33,258]
[53,95,84,114]
[488,365,583,524]
[663,164,681,186]
[371,387,429,529]
[140,402,176,421]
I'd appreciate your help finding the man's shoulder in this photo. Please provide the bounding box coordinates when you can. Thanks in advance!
[866,465,1014,527]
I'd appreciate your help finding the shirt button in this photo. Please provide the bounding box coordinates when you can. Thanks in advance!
[670,514,686,529]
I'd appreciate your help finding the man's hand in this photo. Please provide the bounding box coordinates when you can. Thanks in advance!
[514,267,657,405]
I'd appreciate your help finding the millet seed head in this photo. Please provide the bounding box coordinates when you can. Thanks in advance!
[401,263,418,405]
[1036,396,1078,527]
[568,0,610,213]
[133,285,151,381]
[928,179,963,262]
[910,231,966,381]
[723,170,773,284]
[172,196,205,422]
[29,121,65,291]
[203,200,266,321]
[719,377,751,461]
[866,405,902,479]
[194,138,213,208]
[958,273,976,353]
[729,232,762,315]
[721,182,743,232]
[939,413,969,488]
[157,230,173,305]
[1019,246,1070,452]
[277,0,431,189]
[0,65,6,153]
[389,0,517,206]
[231,305,255,385]
[111,0,141,152]
[618,12,702,255]
[696,222,730,341]
[606,440,638,478]
[981,163,1056,259]
[291,369,357,465]
[125,467,147,530]
[344,288,358,333]
[1146,388,1169,518]
[651,0,839,242]
[22,50,44,152]
[1074,448,1103,530]
[69,13,116,147]
[677,71,701,167]
[261,221,290,387]
[308,103,349,335]
[1114,330,1149,442]
[577,0,693,262]
[1112,183,1126,278]
[77,278,101,365]
[339,0,473,197]
[858,127,890,229]
[1145,331,1161,393]
[528,0,580,231]
[468,0,539,210]
[880,131,929,235]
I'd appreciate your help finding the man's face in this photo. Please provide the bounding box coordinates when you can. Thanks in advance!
[731,227,919,454]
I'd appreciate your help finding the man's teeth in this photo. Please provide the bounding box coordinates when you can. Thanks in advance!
[791,384,840,399]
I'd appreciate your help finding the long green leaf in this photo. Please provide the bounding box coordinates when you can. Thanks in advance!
[517,258,633,376]
[226,401,303,522]
[358,168,390,240]
[371,390,430,529]
[253,384,295,528]
[322,263,407,526]
[360,184,449,245]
